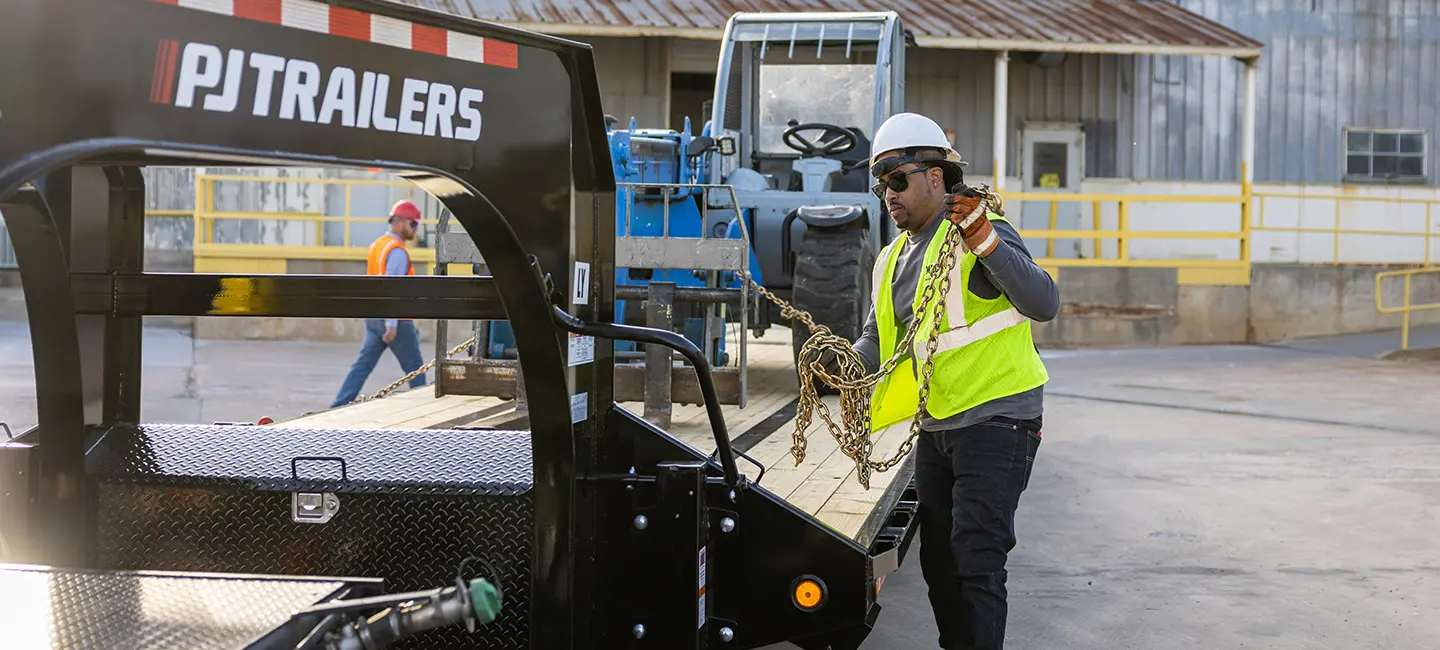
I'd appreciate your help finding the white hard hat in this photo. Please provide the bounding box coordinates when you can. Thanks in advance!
[869,112,966,173]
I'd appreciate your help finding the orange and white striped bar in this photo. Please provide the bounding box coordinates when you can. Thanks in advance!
[150,0,519,69]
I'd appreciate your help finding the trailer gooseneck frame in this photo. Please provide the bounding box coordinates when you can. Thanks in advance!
[0,1,917,648]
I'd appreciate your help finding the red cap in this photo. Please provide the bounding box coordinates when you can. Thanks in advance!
[390,200,422,223]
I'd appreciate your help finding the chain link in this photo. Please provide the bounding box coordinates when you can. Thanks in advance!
[752,186,1001,489]
[347,187,999,492]
[349,334,479,404]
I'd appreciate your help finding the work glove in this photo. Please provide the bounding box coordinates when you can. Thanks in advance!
[943,184,1000,258]
[817,349,842,376]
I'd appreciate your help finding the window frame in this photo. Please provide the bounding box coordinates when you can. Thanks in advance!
[1342,127,1428,184]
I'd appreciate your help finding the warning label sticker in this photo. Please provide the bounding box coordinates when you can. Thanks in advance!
[568,333,594,367]
[698,545,707,629]
[570,393,588,423]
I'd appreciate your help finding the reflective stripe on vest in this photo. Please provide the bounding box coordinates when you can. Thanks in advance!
[366,235,415,277]
[867,215,1048,432]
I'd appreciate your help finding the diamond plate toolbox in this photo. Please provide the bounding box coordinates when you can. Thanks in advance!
[0,564,371,650]
[88,424,535,650]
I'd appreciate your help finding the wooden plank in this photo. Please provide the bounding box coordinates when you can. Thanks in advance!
[384,395,507,429]
[274,323,910,543]
[453,402,524,429]
[329,394,487,429]
[283,389,437,429]
[283,390,498,430]
[810,422,914,539]
[781,424,864,515]
[633,332,798,450]
[755,409,846,503]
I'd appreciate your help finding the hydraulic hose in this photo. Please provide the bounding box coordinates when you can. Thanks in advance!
[317,577,502,650]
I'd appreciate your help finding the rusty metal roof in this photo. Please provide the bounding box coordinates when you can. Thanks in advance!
[401,0,1263,58]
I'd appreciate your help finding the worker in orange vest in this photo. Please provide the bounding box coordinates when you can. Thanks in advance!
[331,200,427,407]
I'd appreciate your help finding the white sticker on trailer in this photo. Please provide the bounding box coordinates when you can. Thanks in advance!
[570,394,586,423]
[572,262,591,304]
[568,333,595,367]
[698,545,707,628]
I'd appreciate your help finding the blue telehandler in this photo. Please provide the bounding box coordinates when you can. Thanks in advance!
[439,11,910,420]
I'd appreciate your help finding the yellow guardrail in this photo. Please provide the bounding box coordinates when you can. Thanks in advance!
[183,174,1260,284]
[187,175,1440,287]
[1375,266,1440,350]
[192,173,442,271]
[1252,191,1440,265]
[997,190,1251,285]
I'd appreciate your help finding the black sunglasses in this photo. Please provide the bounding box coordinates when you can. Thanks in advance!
[870,167,931,200]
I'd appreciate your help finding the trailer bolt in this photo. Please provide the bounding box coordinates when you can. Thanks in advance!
[721,517,736,533]
[728,489,737,502]
[632,623,646,639]
[633,514,649,530]
[719,626,734,642]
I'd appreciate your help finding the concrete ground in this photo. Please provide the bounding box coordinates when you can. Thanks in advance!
[3,318,1439,648]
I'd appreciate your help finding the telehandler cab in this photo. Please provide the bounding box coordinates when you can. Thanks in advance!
[0,1,917,648]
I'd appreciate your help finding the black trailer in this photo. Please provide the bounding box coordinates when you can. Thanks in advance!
[0,1,918,648]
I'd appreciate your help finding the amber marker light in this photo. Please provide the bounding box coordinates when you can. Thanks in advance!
[790,575,827,612]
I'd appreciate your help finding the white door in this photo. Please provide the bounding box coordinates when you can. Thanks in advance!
[1019,123,1084,259]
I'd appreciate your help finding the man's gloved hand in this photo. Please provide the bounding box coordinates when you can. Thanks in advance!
[815,348,842,376]
[942,184,1000,258]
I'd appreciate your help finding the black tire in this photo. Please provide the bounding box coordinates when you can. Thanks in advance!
[789,224,876,391]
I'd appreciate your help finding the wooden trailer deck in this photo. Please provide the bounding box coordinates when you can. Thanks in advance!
[282,327,915,543]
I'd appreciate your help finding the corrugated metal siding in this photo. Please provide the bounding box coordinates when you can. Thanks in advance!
[578,35,670,128]
[910,0,1440,184]
[410,0,1261,53]
[670,38,721,73]
[905,48,1132,179]
[1139,0,1440,184]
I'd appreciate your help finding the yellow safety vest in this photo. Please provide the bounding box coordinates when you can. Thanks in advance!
[868,215,1049,431]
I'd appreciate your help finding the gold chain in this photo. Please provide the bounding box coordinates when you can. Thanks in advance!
[350,334,479,403]
[350,186,1000,492]
[750,186,1002,489]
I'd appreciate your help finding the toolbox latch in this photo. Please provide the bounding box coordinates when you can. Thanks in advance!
[289,456,346,524]
[291,491,340,524]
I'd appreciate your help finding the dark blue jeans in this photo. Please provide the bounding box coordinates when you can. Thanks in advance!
[331,319,426,408]
[915,416,1042,650]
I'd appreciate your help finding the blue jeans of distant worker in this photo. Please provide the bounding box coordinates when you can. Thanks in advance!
[332,319,426,407]
[915,416,1042,650]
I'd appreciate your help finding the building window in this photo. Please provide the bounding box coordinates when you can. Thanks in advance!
[1344,128,1426,182]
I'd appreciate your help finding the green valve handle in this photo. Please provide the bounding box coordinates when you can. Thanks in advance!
[468,578,503,626]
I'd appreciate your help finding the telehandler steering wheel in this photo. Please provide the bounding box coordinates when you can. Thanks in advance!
[782,122,858,157]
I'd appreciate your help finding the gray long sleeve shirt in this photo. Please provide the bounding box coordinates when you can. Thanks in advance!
[853,211,1059,431]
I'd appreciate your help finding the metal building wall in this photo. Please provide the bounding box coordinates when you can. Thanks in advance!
[909,0,1440,186]
[905,47,1134,180]
[579,35,671,129]
[1151,0,1440,185]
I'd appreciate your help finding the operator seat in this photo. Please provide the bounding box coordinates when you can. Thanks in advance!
[826,126,872,193]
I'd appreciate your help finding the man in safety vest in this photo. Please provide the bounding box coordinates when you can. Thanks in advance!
[841,113,1059,649]
[330,200,428,407]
